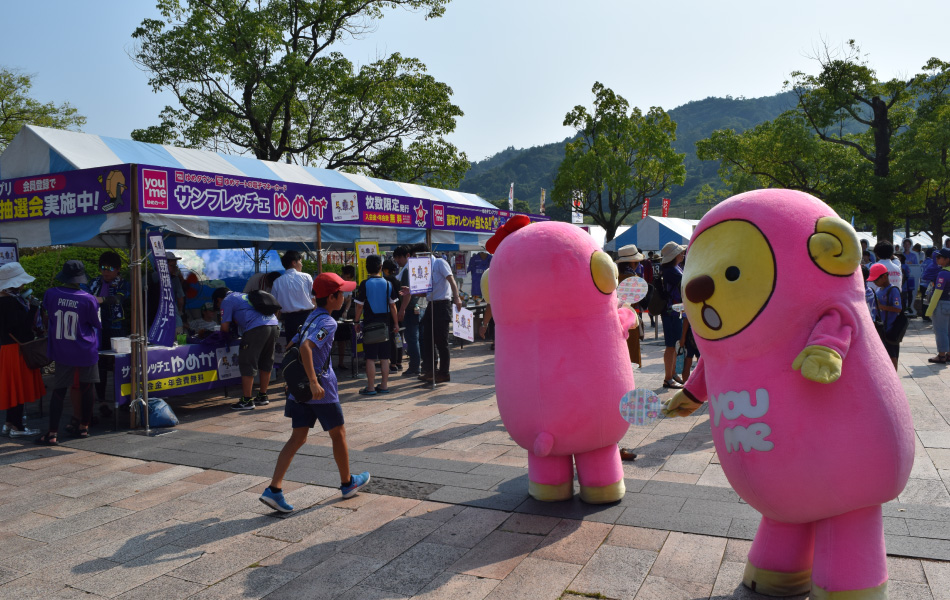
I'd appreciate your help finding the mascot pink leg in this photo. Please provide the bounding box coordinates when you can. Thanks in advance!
[527,453,574,502]
[574,445,626,504]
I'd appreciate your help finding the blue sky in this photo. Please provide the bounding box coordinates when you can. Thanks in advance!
[3,1,948,163]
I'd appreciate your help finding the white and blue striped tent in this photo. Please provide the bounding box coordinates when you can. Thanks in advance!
[0,125,496,250]
[604,216,699,253]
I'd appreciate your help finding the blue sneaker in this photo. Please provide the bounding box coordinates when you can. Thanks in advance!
[259,487,294,513]
[341,472,371,498]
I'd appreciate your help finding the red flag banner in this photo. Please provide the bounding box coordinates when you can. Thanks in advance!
[641,198,650,220]
[661,198,670,218]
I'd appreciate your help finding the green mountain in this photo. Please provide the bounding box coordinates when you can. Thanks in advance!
[457,91,798,221]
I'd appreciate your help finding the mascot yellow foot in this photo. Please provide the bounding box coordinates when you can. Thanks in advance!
[579,480,625,504]
[810,582,888,600]
[528,480,572,502]
[742,562,812,596]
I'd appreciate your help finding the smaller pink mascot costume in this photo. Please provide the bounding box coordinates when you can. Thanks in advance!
[663,190,914,599]
[488,216,636,504]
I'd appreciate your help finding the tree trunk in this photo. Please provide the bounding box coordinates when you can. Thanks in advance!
[876,218,894,244]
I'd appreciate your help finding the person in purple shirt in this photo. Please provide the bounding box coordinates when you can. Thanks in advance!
[212,287,280,410]
[659,242,686,389]
[37,260,101,445]
[258,273,370,513]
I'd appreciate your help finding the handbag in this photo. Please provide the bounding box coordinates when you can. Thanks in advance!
[282,312,329,403]
[361,321,389,345]
[9,334,51,370]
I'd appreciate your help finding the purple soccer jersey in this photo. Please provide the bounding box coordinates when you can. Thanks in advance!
[42,286,101,367]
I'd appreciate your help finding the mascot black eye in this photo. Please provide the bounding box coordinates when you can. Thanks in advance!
[725,266,740,281]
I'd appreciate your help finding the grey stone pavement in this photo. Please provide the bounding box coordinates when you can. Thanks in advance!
[1,318,949,598]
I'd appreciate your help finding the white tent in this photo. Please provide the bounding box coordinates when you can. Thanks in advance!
[604,216,699,252]
[574,224,631,249]
[0,125,501,251]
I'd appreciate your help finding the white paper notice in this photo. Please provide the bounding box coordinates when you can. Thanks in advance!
[407,257,432,294]
[453,305,475,342]
[331,192,359,221]
[215,346,242,380]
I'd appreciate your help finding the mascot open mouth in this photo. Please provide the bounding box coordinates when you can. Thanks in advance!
[702,303,722,331]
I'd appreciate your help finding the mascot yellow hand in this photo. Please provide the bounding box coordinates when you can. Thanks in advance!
[792,345,843,384]
[662,391,703,418]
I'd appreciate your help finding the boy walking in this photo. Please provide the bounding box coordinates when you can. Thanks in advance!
[869,263,902,370]
[260,273,370,512]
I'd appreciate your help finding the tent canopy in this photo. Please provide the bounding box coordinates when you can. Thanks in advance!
[0,125,504,250]
[604,216,698,252]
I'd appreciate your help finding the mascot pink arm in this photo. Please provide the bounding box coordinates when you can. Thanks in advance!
[488,217,634,504]
[663,190,914,600]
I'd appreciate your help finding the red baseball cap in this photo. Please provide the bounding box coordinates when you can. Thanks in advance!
[867,263,888,281]
[313,272,356,298]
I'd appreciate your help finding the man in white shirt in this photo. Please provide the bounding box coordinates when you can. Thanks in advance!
[873,241,902,293]
[415,243,463,384]
[270,250,315,339]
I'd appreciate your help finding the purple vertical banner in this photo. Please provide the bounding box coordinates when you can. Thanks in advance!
[147,231,177,347]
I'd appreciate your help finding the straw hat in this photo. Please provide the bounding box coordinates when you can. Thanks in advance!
[659,241,687,265]
[616,245,644,263]
[0,262,35,290]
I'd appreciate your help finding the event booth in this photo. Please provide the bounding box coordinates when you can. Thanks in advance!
[604,216,699,253]
[0,125,540,426]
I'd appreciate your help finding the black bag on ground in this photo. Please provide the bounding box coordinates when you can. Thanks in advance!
[248,290,281,316]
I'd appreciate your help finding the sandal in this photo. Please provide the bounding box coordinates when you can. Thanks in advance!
[619,447,637,461]
[76,428,90,439]
[928,356,948,364]
[64,418,80,436]
[374,385,390,395]
[662,379,684,389]
[35,432,58,446]
[358,388,377,396]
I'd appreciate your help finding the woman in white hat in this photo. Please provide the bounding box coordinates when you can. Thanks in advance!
[616,245,645,368]
[659,241,687,389]
[0,262,44,437]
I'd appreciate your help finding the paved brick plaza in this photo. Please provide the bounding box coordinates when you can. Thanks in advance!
[1,319,949,598]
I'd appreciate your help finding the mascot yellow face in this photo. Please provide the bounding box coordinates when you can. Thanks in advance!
[682,220,776,340]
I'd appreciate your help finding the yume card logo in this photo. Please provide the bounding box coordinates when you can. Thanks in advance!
[142,169,169,210]
[433,204,445,227]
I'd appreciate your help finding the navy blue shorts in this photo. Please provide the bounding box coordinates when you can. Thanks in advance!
[661,312,683,348]
[284,400,344,431]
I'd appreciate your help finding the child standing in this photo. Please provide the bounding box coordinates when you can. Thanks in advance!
[868,263,902,370]
[259,273,370,513]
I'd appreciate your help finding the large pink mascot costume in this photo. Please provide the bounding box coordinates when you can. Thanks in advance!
[488,217,636,504]
[663,190,914,599]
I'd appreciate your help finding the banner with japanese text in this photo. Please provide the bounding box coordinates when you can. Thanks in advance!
[147,231,178,347]
[113,341,241,405]
[138,165,426,229]
[661,198,670,218]
[0,165,131,225]
[641,198,650,219]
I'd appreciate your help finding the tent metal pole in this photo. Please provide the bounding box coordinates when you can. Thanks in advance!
[317,224,323,274]
[128,165,150,431]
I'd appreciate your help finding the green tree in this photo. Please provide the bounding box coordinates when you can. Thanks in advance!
[0,67,85,151]
[552,83,686,242]
[893,58,950,245]
[788,41,918,240]
[491,197,531,214]
[132,0,468,186]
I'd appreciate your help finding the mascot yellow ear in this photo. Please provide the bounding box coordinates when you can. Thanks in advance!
[808,217,862,277]
[591,251,618,294]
